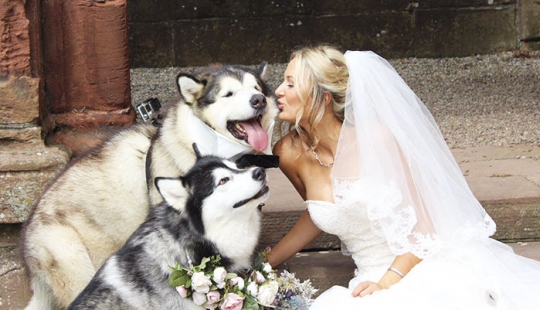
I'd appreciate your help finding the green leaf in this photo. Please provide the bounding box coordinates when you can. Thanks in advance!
[168,269,187,285]
[198,257,211,270]
[252,254,263,270]
[226,272,238,280]
[168,273,190,287]
[243,295,260,310]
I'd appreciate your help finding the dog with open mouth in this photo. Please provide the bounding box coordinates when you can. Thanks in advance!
[22,63,278,309]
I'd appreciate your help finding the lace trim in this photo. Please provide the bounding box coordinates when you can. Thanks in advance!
[332,179,494,259]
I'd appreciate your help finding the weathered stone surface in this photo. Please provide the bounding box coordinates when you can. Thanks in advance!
[520,0,540,41]
[0,143,69,172]
[300,0,410,14]
[259,211,341,252]
[286,13,415,60]
[172,17,287,67]
[0,168,64,223]
[128,0,252,22]
[0,245,31,309]
[0,143,70,223]
[0,0,31,76]
[485,199,540,241]
[0,76,39,125]
[419,0,515,8]
[42,0,131,113]
[128,22,174,68]
[0,127,41,144]
[48,127,128,157]
[128,0,535,67]
[415,7,517,57]
[451,145,540,163]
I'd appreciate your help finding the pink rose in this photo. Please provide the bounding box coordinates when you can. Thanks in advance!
[175,285,188,298]
[255,271,265,283]
[222,293,244,310]
[206,290,221,307]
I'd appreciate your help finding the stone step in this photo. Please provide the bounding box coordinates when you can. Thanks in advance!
[259,145,540,250]
[281,242,540,297]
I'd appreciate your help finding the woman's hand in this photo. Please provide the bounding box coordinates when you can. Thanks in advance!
[351,281,384,297]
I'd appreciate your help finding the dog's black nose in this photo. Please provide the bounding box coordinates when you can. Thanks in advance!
[252,167,266,181]
[250,94,267,110]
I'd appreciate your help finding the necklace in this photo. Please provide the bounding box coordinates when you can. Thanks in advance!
[307,138,334,167]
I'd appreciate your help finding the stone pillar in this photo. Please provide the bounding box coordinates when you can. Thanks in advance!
[42,0,135,156]
[0,0,69,225]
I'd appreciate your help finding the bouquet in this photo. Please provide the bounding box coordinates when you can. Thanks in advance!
[168,248,317,310]
[264,270,318,310]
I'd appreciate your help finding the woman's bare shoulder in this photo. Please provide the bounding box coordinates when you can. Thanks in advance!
[273,133,307,198]
[273,133,302,162]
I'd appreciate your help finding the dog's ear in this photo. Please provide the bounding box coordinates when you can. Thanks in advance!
[155,177,188,210]
[256,61,268,82]
[192,143,202,160]
[177,73,206,105]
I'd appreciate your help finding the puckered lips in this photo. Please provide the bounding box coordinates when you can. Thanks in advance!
[232,184,269,209]
[227,114,269,152]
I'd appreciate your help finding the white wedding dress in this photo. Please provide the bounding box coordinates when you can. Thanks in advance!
[306,180,540,310]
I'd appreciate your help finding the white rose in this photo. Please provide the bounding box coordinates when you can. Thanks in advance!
[213,267,227,288]
[263,262,273,273]
[192,291,207,306]
[247,281,258,297]
[191,272,212,293]
[256,281,279,305]
[230,277,245,290]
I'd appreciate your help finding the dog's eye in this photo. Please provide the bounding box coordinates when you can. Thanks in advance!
[218,177,229,186]
[254,85,261,91]
[224,91,233,97]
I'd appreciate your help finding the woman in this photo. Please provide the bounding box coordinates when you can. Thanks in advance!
[267,45,540,309]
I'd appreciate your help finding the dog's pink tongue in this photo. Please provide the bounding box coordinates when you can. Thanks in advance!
[240,119,269,152]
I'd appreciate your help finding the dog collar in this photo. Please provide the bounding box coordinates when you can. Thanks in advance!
[188,110,275,161]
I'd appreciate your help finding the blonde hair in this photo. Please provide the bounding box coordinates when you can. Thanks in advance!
[285,45,348,149]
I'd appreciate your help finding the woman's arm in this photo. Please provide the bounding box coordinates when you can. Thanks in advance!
[267,210,323,267]
[352,253,422,297]
[266,137,323,267]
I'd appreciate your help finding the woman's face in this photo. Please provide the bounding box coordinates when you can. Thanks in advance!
[275,58,306,124]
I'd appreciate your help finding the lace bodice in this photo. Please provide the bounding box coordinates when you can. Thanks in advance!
[306,180,395,280]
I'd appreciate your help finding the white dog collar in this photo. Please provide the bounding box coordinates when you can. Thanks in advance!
[188,110,274,161]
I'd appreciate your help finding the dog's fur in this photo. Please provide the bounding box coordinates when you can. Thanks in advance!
[68,146,269,309]
[22,63,278,309]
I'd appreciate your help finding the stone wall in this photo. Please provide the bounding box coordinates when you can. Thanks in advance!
[128,0,540,68]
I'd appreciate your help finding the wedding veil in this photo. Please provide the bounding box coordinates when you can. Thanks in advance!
[331,51,496,258]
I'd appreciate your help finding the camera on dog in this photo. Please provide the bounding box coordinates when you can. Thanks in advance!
[136,97,163,126]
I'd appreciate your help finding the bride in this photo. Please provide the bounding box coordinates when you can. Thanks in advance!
[267,45,540,309]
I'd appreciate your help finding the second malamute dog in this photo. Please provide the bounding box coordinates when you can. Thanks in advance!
[22,63,278,309]
[69,145,269,309]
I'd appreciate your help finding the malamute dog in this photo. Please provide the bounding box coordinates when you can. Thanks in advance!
[22,63,278,309]
[68,145,269,310]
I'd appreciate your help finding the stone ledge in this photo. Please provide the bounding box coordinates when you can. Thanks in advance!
[0,143,69,172]
[0,143,70,224]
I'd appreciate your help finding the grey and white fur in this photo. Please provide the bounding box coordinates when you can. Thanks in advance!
[68,145,269,309]
[22,63,278,309]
